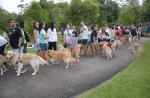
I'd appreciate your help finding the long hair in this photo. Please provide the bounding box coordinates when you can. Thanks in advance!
[33,22,39,31]
[91,26,97,33]
[49,22,55,32]
[39,22,45,33]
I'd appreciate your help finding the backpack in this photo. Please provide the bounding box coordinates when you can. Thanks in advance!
[24,31,30,42]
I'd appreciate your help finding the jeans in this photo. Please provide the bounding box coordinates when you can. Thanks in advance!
[0,44,6,55]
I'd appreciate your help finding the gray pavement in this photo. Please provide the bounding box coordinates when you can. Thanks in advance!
[0,39,146,98]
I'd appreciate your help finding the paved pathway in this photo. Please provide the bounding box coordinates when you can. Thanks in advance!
[0,39,146,98]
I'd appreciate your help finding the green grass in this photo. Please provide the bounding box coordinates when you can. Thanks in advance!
[78,41,150,98]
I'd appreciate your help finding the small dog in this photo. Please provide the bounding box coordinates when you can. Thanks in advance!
[113,40,122,48]
[130,42,140,55]
[48,50,75,68]
[63,55,76,69]
[101,42,113,60]
[0,55,8,75]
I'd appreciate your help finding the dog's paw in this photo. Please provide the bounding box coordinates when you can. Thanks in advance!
[4,69,7,72]
[31,73,36,76]
[16,74,20,77]
[0,72,3,76]
[65,66,69,69]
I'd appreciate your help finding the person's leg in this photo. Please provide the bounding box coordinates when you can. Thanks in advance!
[53,42,57,51]
[23,43,27,53]
[92,43,96,57]
[48,42,53,50]
[44,51,48,62]
[0,44,6,55]
[82,39,87,56]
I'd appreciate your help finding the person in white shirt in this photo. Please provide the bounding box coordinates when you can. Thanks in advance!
[0,35,8,55]
[80,21,88,56]
[64,23,74,48]
[47,22,57,50]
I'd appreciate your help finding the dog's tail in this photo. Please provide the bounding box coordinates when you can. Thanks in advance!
[39,56,48,65]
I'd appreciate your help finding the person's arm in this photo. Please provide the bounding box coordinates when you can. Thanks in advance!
[33,29,37,42]
[18,28,23,48]
[55,28,58,41]
[64,30,66,43]
[18,37,23,48]
[43,30,48,39]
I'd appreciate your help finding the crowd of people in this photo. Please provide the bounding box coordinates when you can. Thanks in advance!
[0,18,147,65]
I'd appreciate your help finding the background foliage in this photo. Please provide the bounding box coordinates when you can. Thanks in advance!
[0,0,150,35]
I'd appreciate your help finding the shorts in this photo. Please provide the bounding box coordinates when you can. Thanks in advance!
[34,43,41,51]
[77,40,82,44]
[87,41,91,46]
[82,39,88,45]
[98,38,103,43]
[39,43,48,51]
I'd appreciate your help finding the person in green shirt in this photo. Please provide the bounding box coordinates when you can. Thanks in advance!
[38,22,49,62]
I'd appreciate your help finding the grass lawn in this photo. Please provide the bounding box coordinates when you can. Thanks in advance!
[77,41,150,98]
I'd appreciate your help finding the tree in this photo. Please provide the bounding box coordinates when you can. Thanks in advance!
[69,0,100,25]
[142,0,150,22]
[99,1,119,24]
[0,8,17,34]
[118,6,137,25]
[129,0,139,6]
[24,1,49,22]
[23,1,49,35]
[51,2,70,29]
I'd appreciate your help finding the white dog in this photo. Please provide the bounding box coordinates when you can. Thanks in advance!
[6,51,48,76]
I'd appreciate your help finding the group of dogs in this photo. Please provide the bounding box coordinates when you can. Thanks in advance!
[0,36,140,77]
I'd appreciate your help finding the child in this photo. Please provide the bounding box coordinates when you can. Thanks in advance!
[70,31,81,63]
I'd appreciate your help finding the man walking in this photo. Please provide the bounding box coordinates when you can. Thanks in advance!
[7,19,23,52]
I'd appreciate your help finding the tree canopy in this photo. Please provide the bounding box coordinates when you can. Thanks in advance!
[0,0,150,34]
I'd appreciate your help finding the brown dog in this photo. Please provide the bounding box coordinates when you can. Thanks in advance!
[0,55,8,75]
[130,42,140,55]
[48,50,75,68]
[101,41,113,60]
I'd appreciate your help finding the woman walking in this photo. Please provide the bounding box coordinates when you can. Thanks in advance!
[80,22,88,56]
[47,22,57,51]
[38,22,49,61]
[33,22,41,56]
[64,23,74,49]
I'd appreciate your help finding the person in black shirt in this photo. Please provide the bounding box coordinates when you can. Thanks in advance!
[130,25,137,43]
[8,19,23,53]
[91,27,97,57]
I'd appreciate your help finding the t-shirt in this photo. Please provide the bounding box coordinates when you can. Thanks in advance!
[137,27,142,33]
[130,28,137,36]
[8,27,23,49]
[70,37,78,49]
[0,36,7,47]
[64,29,73,43]
[87,31,92,41]
[81,26,88,39]
[39,29,48,44]
[47,28,57,42]
[91,31,97,43]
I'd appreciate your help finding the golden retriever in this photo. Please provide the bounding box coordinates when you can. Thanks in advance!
[101,42,113,60]
[48,50,75,68]
[130,42,140,55]
[6,51,48,76]
[0,55,8,75]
